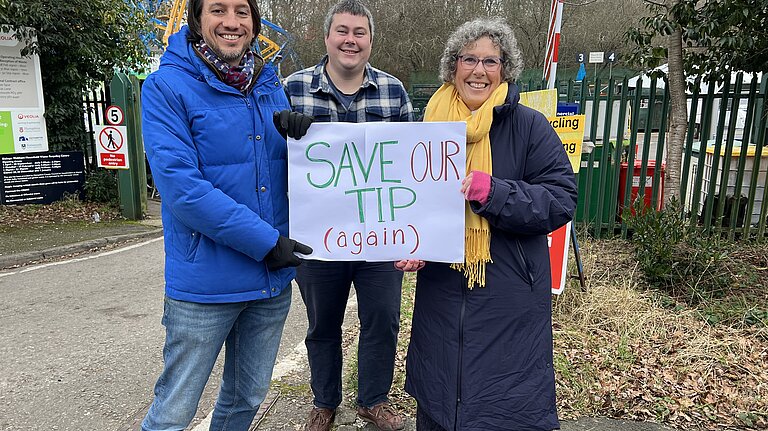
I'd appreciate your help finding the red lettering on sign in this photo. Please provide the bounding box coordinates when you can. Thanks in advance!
[410,140,461,182]
[321,224,419,256]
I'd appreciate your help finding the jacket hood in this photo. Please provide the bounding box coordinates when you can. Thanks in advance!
[160,26,203,79]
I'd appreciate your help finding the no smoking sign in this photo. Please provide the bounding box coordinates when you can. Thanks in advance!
[95,125,129,169]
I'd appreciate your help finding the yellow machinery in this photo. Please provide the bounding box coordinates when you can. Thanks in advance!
[160,0,185,47]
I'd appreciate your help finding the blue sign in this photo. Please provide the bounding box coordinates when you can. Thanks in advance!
[557,102,580,116]
[576,62,587,81]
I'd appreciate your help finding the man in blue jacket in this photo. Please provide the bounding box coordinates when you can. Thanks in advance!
[140,0,311,429]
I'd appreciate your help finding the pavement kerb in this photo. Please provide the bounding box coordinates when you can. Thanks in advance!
[0,227,163,270]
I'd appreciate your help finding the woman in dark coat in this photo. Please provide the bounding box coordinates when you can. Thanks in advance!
[395,18,577,431]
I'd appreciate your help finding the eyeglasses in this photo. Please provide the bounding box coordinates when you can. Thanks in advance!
[457,55,503,72]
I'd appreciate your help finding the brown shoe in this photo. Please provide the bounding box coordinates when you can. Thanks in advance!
[357,402,405,431]
[305,407,335,431]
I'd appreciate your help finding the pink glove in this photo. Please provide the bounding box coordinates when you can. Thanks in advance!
[465,170,491,205]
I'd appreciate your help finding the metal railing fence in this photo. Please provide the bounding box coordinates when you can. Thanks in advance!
[520,73,767,239]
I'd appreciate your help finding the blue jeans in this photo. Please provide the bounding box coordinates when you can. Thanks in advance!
[141,287,291,431]
[296,261,403,409]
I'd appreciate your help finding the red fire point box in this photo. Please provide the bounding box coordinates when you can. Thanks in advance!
[618,160,665,216]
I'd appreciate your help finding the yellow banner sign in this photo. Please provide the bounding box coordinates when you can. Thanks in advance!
[548,115,585,174]
[519,89,584,173]
[518,89,557,117]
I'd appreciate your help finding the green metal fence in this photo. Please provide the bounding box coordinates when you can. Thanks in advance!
[410,83,441,118]
[410,72,768,239]
[535,74,767,239]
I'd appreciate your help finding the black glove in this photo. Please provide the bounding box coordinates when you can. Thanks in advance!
[273,110,314,139]
[265,235,313,271]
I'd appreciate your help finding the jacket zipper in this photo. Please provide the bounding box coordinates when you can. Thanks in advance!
[186,231,201,261]
[516,239,535,289]
[194,47,269,276]
[455,282,466,430]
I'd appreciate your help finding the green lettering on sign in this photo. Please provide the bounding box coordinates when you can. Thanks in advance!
[305,141,336,188]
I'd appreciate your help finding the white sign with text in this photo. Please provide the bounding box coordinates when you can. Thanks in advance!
[588,51,605,64]
[0,29,48,155]
[288,122,466,262]
[94,125,129,169]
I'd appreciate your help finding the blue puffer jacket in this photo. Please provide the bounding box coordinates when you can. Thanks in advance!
[141,26,293,303]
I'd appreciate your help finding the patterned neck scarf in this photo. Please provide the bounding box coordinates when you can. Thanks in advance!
[194,40,259,92]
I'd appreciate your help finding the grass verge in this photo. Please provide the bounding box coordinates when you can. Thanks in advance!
[553,238,767,430]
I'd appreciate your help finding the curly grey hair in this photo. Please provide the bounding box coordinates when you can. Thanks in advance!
[438,18,523,84]
[323,0,375,40]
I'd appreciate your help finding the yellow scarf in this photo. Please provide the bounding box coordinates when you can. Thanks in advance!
[424,82,508,287]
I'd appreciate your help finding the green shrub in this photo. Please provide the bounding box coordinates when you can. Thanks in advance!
[84,169,118,204]
[1,1,148,152]
[623,198,739,304]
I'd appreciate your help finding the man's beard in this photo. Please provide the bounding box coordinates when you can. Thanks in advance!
[209,41,250,65]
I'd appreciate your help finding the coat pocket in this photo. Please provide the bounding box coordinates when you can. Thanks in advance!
[185,232,202,262]
[515,238,535,287]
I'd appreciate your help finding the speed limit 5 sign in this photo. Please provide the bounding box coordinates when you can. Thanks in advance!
[105,105,124,126]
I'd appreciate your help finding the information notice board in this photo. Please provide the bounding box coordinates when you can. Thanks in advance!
[0,151,85,204]
[0,29,49,154]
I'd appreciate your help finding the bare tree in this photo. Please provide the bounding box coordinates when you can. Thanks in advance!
[502,0,552,71]
[266,0,650,88]
[664,0,687,205]
[558,0,648,71]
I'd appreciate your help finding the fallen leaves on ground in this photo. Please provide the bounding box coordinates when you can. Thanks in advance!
[0,199,121,228]
[552,239,767,430]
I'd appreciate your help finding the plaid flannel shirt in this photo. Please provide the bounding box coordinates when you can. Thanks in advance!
[285,56,414,123]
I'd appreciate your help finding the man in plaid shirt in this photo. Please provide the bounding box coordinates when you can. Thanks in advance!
[285,14,411,123]
[284,1,412,430]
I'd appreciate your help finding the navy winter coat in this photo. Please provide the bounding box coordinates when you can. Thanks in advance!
[404,84,577,431]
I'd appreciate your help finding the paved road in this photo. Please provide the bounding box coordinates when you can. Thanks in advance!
[0,238,310,431]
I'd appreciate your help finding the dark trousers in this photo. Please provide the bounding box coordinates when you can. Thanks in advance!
[296,260,403,409]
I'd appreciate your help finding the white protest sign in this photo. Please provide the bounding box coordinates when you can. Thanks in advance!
[288,122,466,262]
